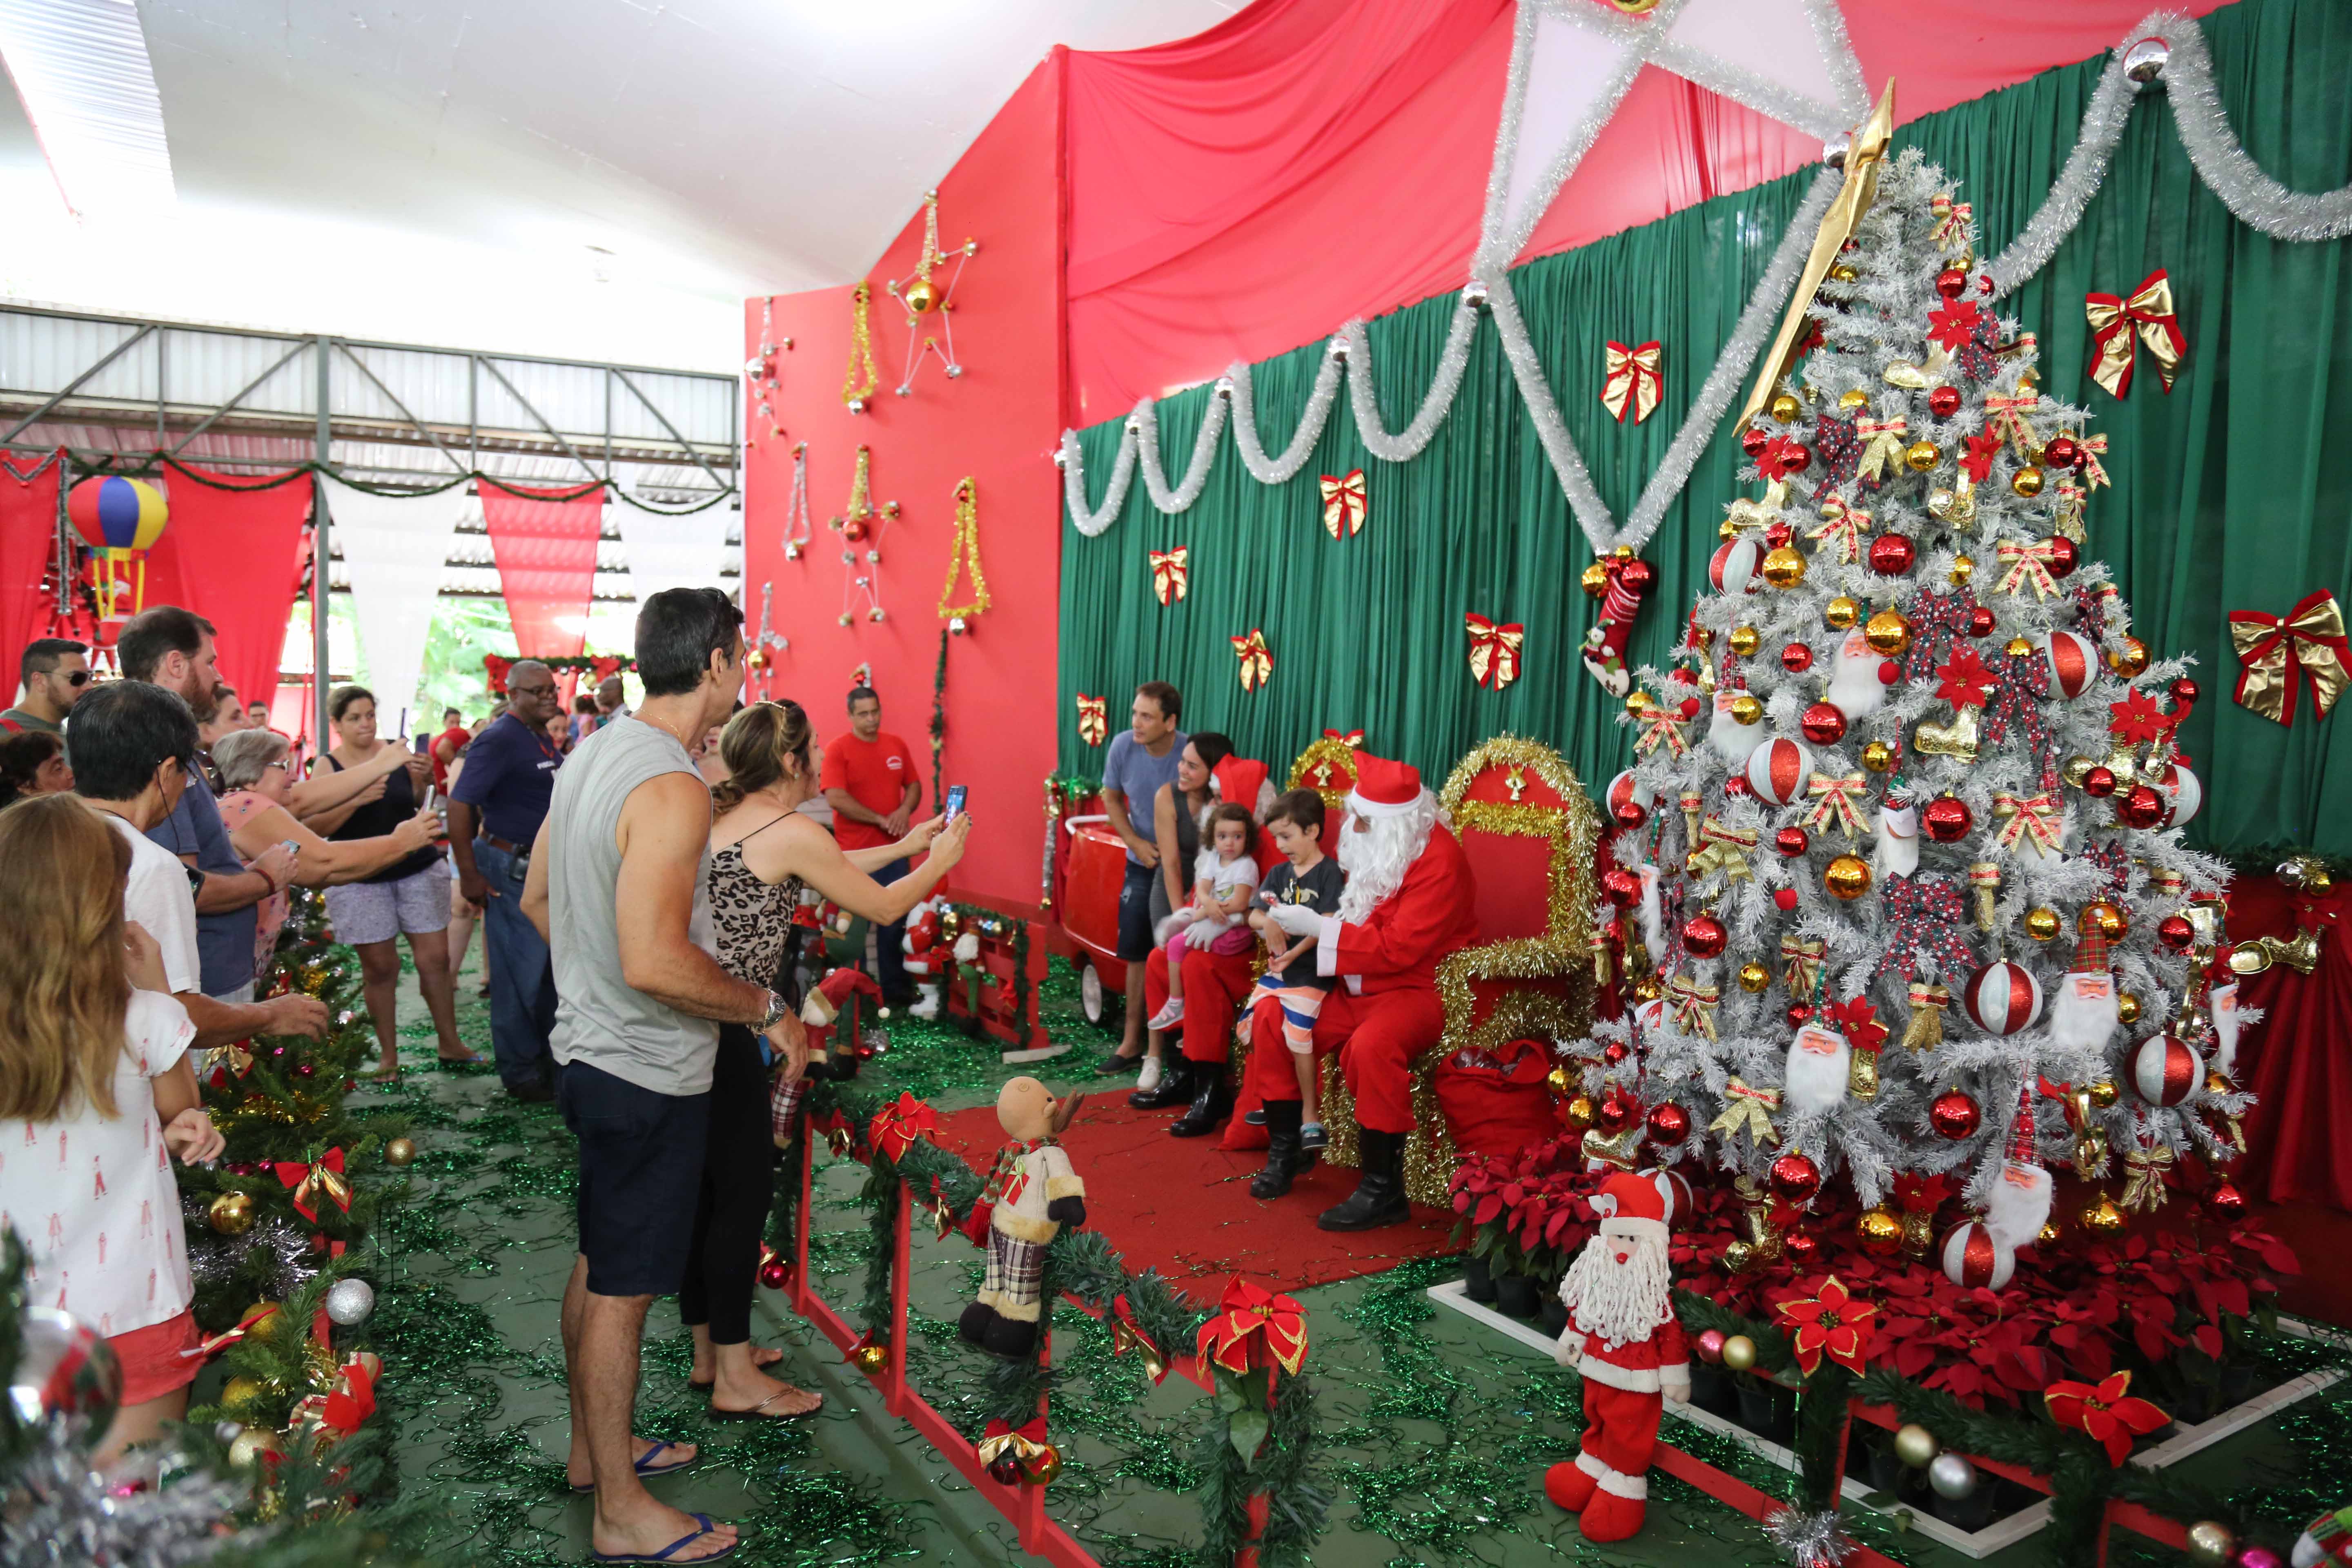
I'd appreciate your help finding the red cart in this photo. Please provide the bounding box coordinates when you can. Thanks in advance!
[1051,812,1131,1029]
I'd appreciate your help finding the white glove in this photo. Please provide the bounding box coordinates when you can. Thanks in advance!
[1267,902,1321,939]
[1183,915,1224,949]
[1659,1365,1692,1407]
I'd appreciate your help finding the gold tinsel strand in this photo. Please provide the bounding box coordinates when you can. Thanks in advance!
[936,476,992,620]
[842,282,878,408]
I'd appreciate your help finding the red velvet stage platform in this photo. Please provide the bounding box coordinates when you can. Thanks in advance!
[932,1096,1458,1301]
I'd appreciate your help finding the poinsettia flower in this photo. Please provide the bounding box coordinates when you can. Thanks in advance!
[1927,299,1982,352]
[2107,689,2172,743]
[1773,1275,1878,1375]
[1824,997,1887,1054]
[1197,1277,1309,1377]
[1960,427,2004,483]
[2044,1370,2169,1465]
[1756,435,1810,480]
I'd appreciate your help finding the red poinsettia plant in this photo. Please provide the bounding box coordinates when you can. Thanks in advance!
[2043,1369,2170,1465]
[1449,1132,1601,1275]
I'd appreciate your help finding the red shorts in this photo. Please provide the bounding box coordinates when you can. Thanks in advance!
[109,1308,200,1406]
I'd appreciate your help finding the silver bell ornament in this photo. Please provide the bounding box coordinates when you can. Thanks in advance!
[323,1277,376,1327]
[1927,1452,1978,1499]
[2123,36,2170,84]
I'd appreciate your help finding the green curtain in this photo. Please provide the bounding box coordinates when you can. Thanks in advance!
[1060,0,2352,857]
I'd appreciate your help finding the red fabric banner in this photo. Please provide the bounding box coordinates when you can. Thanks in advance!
[481,481,605,677]
[141,466,314,713]
[0,455,62,691]
[2231,877,2352,1213]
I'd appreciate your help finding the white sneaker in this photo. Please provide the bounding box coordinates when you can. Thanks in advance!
[1147,998,1185,1031]
[1135,1055,1164,1094]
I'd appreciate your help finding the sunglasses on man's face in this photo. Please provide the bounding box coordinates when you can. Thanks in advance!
[60,670,89,687]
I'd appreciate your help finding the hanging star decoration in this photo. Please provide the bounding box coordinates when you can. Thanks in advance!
[1075,695,1107,747]
[2085,270,2185,398]
[1319,470,1367,539]
[1149,546,1189,606]
[1464,612,1524,690]
[2044,1370,2170,1466]
[1601,340,1662,423]
[1774,1276,1878,1375]
[1232,630,1274,693]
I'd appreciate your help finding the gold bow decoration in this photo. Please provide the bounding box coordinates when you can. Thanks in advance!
[274,1147,351,1225]
[1992,791,2063,856]
[1635,707,1689,758]
[1855,418,1909,483]
[1231,629,1274,693]
[1601,340,1664,423]
[1589,928,1615,989]
[1319,469,1367,539]
[204,1040,254,1082]
[1983,392,2041,460]
[1900,982,1950,1052]
[1808,500,1866,566]
[2229,590,2350,727]
[1075,694,1108,747]
[978,1416,1053,1471]
[2085,270,2186,399]
[1110,1294,1170,1384]
[2053,478,2089,543]
[1781,935,1826,998]
[1994,538,2063,601]
[1930,194,1973,250]
[2119,1142,2176,1214]
[1148,546,1189,607]
[1710,1077,1782,1146]
[2076,434,2111,490]
[1666,974,1719,1040]
[1687,817,1758,883]
[1464,613,1524,690]
[1805,771,1871,840]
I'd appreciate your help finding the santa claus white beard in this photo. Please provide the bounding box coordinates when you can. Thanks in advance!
[1984,1162,2054,1252]
[1825,641,1887,722]
[1708,701,1762,766]
[2048,970,2119,1054]
[1337,792,1439,924]
[1782,1029,1852,1116]
[1561,1228,1673,1350]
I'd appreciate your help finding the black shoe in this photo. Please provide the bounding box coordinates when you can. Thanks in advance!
[1094,1047,1146,1078]
[1167,1071,1233,1138]
[1128,1057,1195,1111]
[1318,1128,1411,1232]
[505,1079,554,1104]
[1243,1107,1267,1127]
[1250,1099,1310,1198]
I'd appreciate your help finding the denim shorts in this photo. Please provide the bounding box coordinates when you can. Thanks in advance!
[557,1059,712,1298]
[1116,861,1158,960]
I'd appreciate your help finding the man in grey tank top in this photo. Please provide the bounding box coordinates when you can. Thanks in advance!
[519,588,806,1566]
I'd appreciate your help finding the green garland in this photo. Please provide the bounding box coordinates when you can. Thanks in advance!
[69,450,733,513]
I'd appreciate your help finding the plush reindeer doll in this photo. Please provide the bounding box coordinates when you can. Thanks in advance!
[958,1078,1088,1359]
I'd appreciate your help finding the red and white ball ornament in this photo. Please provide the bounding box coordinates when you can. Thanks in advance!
[1746,737,1814,805]
[2132,1032,2203,1107]
[1711,537,1763,596]
[1941,1219,2016,1290]
[1605,770,1654,831]
[1962,960,2043,1036]
[2041,631,2098,699]
[2152,761,2203,827]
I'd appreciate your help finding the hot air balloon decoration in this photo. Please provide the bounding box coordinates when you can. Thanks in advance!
[67,476,169,619]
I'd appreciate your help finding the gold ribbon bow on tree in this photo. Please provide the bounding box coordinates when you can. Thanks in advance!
[1666,974,1719,1040]
[2230,590,2350,727]
[1463,613,1524,690]
[977,1417,1053,1471]
[1983,392,2041,459]
[2076,434,2111,490]
[274,1147,351,1225]
[2119,1141,2176,1213]
[2085,270,2186,398]
[1781,935,1826,997]
[1687,817,1757,882]
[1711,1078,1782,1145]
[1806,772,1871,840]
[1319,469,1367,539]
[1808,501,1866,566]
[1075,694,1108,747]
[1231,630,1274,693]
[1601,340,1663,423]
[1992,791,2063,857]
[1148,546,1189,606]
[1110,1294,1170,1384]
[1635,706,1689,758]
[1994,538,2063,601]
[1930,193,1973,249]
[204,1040,253,1083]
[1855,419,1909,483]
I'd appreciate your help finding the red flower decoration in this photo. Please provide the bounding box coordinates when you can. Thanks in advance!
[2107,689,2172,744]
[866,1091,939,1165]
[1774,1274,1878,1374]
[1197,1277,1309,1377]
[1756,436,1809,480]
[1824,997,1887,1054]
[1928,299,1983,353]
[2043,1369,2169,1465]
[1935,646,1996,709]
[1962,426,2004,483]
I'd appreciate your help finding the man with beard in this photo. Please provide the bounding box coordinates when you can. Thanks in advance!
[1253,753,1477,1230]
[1544,1169,1689,1543]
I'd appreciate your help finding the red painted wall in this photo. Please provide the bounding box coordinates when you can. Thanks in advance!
[744,55,1067,914]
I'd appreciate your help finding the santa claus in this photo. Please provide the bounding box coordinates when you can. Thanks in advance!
[1254,753,1478,1230]
[1544,1169,1690,1544]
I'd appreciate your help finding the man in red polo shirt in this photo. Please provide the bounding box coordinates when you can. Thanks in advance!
[820,685,924,1003]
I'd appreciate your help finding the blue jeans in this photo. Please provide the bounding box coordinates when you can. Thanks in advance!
[870,855,911,997]
[475,839,557,1090]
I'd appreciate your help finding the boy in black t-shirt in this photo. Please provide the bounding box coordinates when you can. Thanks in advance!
[1245,789,1346,1154]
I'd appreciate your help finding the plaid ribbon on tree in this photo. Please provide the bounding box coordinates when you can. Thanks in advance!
[1872,874,1976,986]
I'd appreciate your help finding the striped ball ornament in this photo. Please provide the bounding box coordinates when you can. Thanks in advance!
[1941,1219,2015,1290]
[1604,769,1654,825]
[1745,737,1814,805]
[2152,762,2202,827]
[2041,630,2098,699]
[1710,537,1763,596]
[1962,960,2042,1036]
[2132,1032,2203,1107]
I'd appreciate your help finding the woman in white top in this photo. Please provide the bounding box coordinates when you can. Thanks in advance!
[0,795,225,1463]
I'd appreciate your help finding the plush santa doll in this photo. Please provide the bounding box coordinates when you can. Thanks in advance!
[2296,1505,2352,1568]
[768,967,881,1147]
[1545,1169,1690,1543]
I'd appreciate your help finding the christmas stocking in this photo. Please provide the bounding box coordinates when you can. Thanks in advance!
[1580,567,1645,697]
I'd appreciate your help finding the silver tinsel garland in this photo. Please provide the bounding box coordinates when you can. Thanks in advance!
[2,1425,245,1568]
[1762,1504,1857,1568]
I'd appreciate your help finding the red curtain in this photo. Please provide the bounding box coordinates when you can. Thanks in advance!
[140,466,314,713]
[481,480,604,688]
[2230,877,2352,1212]
[0,455,62,691]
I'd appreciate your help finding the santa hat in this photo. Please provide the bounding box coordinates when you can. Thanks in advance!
[2071,923,2111,974]
[2004,1082,2038,1167]
[1211,756,1272,817]
[1589,1168,1669,1245]
[1346,753,1423,819]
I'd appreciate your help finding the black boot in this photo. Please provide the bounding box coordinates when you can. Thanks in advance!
[1250,1098,1311,1198]
[1127,1056,1194,1111]
[1167,1067,1233,1138]
[1318,1128,1411,1232]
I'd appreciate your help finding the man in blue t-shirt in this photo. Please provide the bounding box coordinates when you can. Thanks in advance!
[450,661,566,1100]
[1097,681,1187,1070]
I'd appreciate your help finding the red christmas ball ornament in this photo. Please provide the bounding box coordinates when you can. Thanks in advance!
[1880,659,1904,686]
[1613,797,1650,831]
[1930,1089,1982,1140]
[1646,1102,1690,1143]
[1600,866,1643,909]
[2116,785,2166,829]
[1785,1001,1814,1029]
[2082,765,2118,798]
[1695,1328,1727,1365]
[1782,1231,1821,1267]
[1768,1152,1823,1206]
[2045,536,2080,578]
[1781,641,1815,674]
[757,1258,790,1291]
[2041,435,2080,469]
[1618,559,1658,598]
[1867,532,1918,576]
[1764,520,1794,549]
[2156,913,2196,952]
[2169,676,2200,706]
[1977,273,1996,297]
[1779,443,1813,474]
[1669,666,1696,685]
[1772,886,1800,912]
[296,1062,316,1078]
[1742,427,1771,458]
[1677,697,1703,720]
[1967,604,1997,638]
[1597,1086,1642,1136]
[1922,794,1974,842]
[1775,825,1811,857]
[1800,702,1849,744]
[1603,1040,1630,1066]
[1936,267,1969,299]
[1683,911,1728,960]
[1725,774,1754,799]
[1928,385,1963,420]
[2207,1181,2246,1221]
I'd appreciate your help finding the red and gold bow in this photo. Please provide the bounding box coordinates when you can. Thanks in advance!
[1808,500,1866,565]
[1666,973,1719,1040]
[1686,817,1757,882]
[1198,1277,1308,1377]
[1110,1294,1169,1384]
[274,1147,350,1224]
[204,1040,253,1086]
[1805,772,1870,839]
[1148,546,1188,606]
[484,653,514,695]
[1601,340,1663,423]
[1930,194,1973,249]
[2230,590,2349,727]
[866,1091,938,1166]
[2076,434,2111,490]
[1463,613,1523,690]
[977,1416,1052,1470]
[1984,391,2040,459]
[1855,418,1909,483]
[1993,791,2062,856]
[1781,935,1826,997]
[290,1358,379,1453]
[2085,270,2185,398]
[1075,694,1107,746]
[1231,630,1273,693]
[1709,1077,1780,1144]
[1994,538,2062,601]
[1634,707,1688,758]
[1319,470,1367,539]
[1321,728,1364,748]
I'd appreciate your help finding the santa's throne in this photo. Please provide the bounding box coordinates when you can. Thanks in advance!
[1316,736,1598,1205]
[1286,731,1363,813]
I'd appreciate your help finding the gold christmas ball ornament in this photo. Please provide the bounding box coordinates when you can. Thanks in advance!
[221,1375,268,1414]
[2023,906,2062,942]
[1863,609,1913,656]
[1728,693,1765,726]
[2038,1220,2062,1247]
[2080,1196,2127,1236]
[1892,1423,1940,1468]
[2004,636,2035,660]
[383,1136,418,1167]
[1824,596,1860,631]
[2116,993,2142,1026]
[1720,1334,1759,1373]
[1824,854,1873,901]
[1023,1444,1064,1486]
[852,1342,891,1374]
[2089,1079,2120,1108]
[1581,561,1613,598]
[1950,553,1976,587]
[2082,902,2127,940]
[2205,1070,2232,1097]
[1546,1066,1575,1098]
[1564,1094,1597,1132]
[2011,465,2046,498]
[1769,392,1803,423]
[2061,754,2096,788]
[1856,1207,1904,1256]
[1838,389,1870,412]
[1904,440,1941,473]
[1761,546,1807,589]
[226,1427,283,1471]
[1624,690,1653,718]
[241,1302,284,1342]
[209,1191,256,1236]
[1861,739,1895,773]
[1829,263,1860,283]
[1606,0,1661,12]
[1728,625,1762,657]
[902,276,940,314]
[2108,635,2149,677]
[1737,962,1772,994]
[2184,1521,2238,1568]
[1630,973,1664,1003]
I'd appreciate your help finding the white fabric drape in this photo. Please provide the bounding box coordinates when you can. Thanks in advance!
[321,477,467,731]
[618,497,735,608]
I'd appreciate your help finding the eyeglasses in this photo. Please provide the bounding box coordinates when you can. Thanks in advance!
[267,759,292,772]
[509,683,558,699]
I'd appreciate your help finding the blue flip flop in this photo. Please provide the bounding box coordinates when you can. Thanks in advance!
[568,1440,697,1494]
[589,1512,736,1564]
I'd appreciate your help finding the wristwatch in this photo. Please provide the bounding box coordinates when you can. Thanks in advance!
[757,988,792,1033]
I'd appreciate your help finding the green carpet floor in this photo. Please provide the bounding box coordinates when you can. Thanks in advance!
[362,943,2338,1567]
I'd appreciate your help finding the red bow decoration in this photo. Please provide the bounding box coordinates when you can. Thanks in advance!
[977,1416,1051,1470]
[866,1092,938,1166]
[1197,1277,1308,1377]
[1149,546,1189,606]
[484,654,514,695]
[274,1147,351,1224]
[1600,340,1663,423]
[1774,1276,1877,1375]
[2230,590,2349,727]
[589,655,625,685]
[1231,630,1273,693]
[1075,694,1107,747]
[1319,470,1367,539]
[1463,613,1523,690]
[1321,728,1363,748]
[2085,270,2185,398]
[1929,194,1973,249]
[2045,1370,2170,1465]
[1110,1294,1170,1384]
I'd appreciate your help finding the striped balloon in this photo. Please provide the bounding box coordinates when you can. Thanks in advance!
[2040,630,2097,699]
[1709,537,1762,596]
[2132,1032,2202,1107]
[1744,737,1813,805]
[67,475,169,553]
[1962,960,2042,1036]
[1940,1219,2014,1290]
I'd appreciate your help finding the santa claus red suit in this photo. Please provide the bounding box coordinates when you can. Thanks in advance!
[1545,1169,1690,1544]
[1250,753,1477,1231]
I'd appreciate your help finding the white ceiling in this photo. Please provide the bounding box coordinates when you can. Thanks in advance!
[0,0,1235,371]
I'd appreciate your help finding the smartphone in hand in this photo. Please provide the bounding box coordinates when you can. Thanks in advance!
[944,784,967,821]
